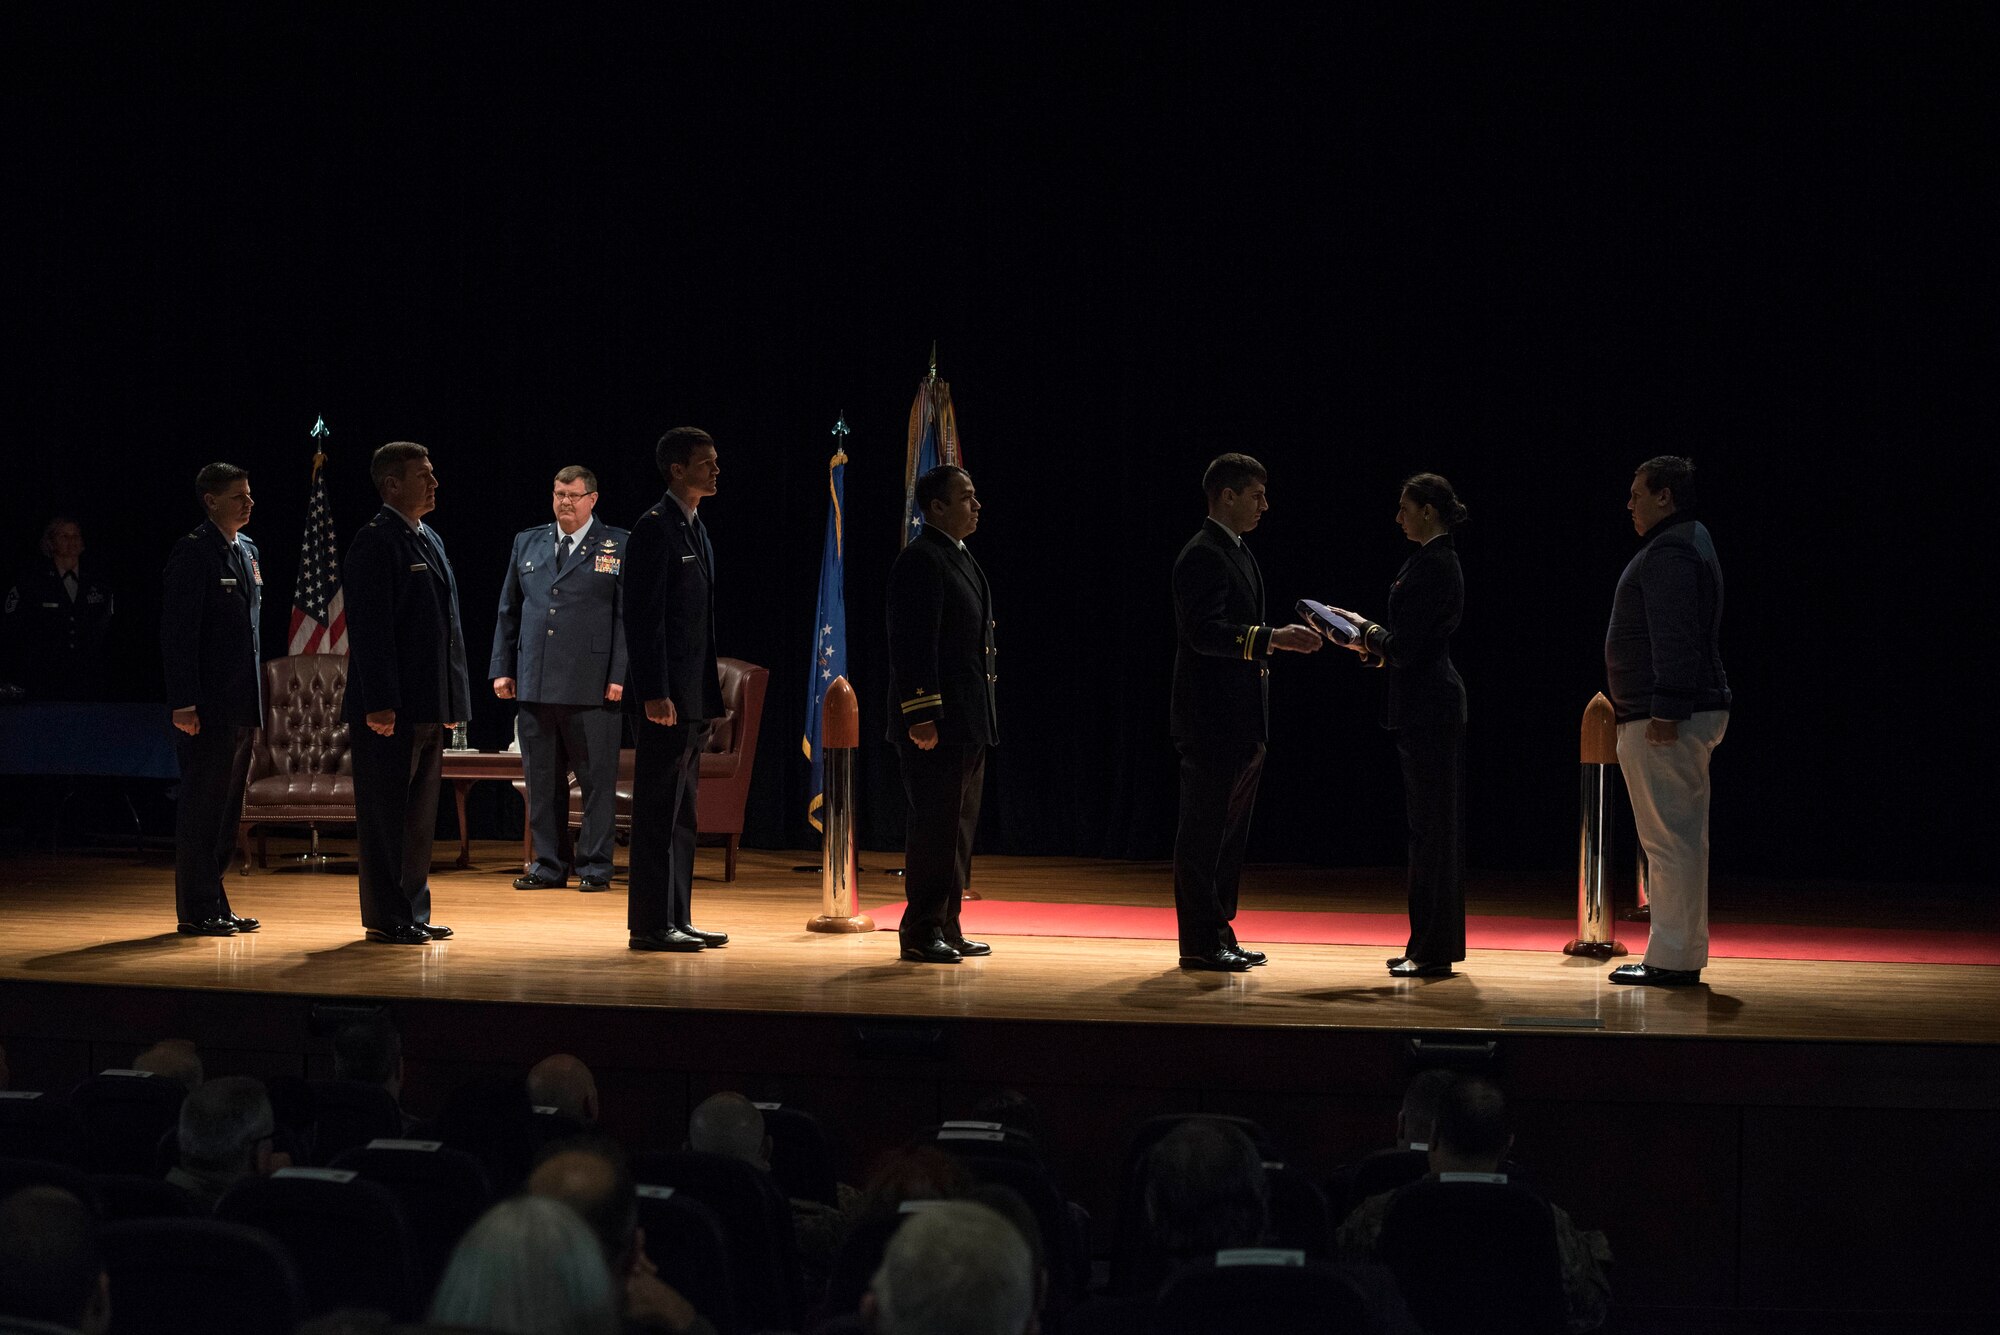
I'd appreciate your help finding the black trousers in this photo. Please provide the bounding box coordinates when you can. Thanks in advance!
[1396,717,1467,962]
[628,717,709,933]
[351,721,444,931]
[173,723,253,922]
[897,741,985,947]
[1172,738,1266,955]
[519,701,624,882]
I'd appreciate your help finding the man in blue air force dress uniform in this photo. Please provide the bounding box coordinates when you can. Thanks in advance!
[1169,453,1322,972]
[161,463,264,936]
[885,465,997,965]
[341,442,472,945]
[491,465,629,891]
[622,428,728,952]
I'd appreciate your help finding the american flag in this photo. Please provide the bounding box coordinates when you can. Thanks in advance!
[287,454,347,655]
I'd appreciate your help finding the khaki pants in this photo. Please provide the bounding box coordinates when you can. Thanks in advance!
[1618,711,1728,971]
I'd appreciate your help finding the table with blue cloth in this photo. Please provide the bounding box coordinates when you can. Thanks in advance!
[0,702,180,850]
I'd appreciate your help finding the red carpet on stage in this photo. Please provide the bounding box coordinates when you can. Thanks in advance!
[869,900,2000,966]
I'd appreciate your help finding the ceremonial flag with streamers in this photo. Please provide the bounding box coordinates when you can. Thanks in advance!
[287,416,348,655]
[804,418,850,832]
[901,346,963,546]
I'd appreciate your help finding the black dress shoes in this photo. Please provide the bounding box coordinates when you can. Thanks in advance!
[513,873,566,890]
[421,923,453,940]
[1233,947,1268,966]
[901,937,962,964]
[578,877,612,892]
[676,924,729,947]
[1608,963,1702,986]
[227,913,261,932]
[1387,958,1453,978]
[946,937,992,957]
[630,927,706,952]
[365,925,432,945]
[177,917,238,937]
[1179,949,1253,973]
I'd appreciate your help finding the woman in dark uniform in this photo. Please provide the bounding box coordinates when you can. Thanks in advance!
[1328,473,1469,977]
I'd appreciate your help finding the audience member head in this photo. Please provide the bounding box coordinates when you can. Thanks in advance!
[178,1075,277,1180]
[528,1054,600,1126]
[1428,1075,1513,1176]
[866,1200,1035,1335]
[969,1089,1044,1145]
[332,1014,403,1097]
[964,1184,1049,1321]
[429,1196,621,1335]
[688,1091,770,1168]
[0,1186,110,1335]
[859,1146,975,1217]
[132,1038,203,1092]
[1396,1067,1457,1150]
[1143,1117,1269,1255]
[528,1138,641,1277]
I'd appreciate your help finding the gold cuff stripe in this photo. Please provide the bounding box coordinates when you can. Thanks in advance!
[900,695,943,713]
[1242,625,1263,660]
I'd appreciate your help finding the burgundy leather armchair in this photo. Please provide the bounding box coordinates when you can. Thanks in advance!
[514,657,768,881]
[236,654,355,870]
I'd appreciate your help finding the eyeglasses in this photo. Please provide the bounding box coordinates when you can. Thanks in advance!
[552,491,596,501]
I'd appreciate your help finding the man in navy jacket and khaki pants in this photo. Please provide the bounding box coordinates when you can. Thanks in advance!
[1605,455,1730,987]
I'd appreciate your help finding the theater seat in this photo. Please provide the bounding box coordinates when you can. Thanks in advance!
[1376,1178,1568,1335]
[219,1169,419,1320]
[307,1078,405,1165]
[238,653,355,870]
[512,657,769,880]
[635,1149,799,1333]
[633,1183,740,1335]
[68,1072,185,1176]
[330,1141,493,1298]
[1152,1252,1370,1334]
[100,1216,303,1335]
[0,1154,99,1212]
[91,1173,196,1220]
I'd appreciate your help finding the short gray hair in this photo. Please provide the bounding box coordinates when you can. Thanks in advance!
[429,1196,621,1335]
[178,1075,273,1173]
[369,441,429,495]
[871,1201,1034,1335]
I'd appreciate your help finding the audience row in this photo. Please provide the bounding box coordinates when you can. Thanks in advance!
[0,1029,1609,1334]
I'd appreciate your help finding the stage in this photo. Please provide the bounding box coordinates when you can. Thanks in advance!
[0,844,1996,1044]
[3,841,1998,1329]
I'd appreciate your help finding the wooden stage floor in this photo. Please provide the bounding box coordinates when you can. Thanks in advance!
[4,841,1995,1048]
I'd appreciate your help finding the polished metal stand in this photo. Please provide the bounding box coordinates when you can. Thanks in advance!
[1565,692,1628,959]
[809,676,874,934]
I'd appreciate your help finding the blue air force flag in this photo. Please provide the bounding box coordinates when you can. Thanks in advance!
[804,428,850,832]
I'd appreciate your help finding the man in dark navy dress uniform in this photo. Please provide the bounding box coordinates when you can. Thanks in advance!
[1169,453,1322,972]
[341,442,472,945]
[622,427,728,953]
[885,465,998,965]
[161,463,264,935]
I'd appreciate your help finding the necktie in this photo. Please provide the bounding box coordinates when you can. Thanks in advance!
[556,533,574,572]
[692,515,714,577]
[63,571,79,602]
